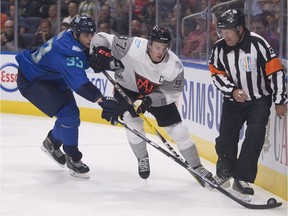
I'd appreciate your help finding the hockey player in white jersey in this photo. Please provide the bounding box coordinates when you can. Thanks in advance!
[89,26,212,185]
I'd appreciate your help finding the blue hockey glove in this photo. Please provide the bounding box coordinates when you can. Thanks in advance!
[89,46,112,73]
[135,96,152,114]
[98,96,119,125]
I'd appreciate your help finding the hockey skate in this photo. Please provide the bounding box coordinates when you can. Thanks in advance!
[65,155,90,179]
[137,155,150,179]
[214,156,234,188]
[41,134,66,168]
[192,164,213,187]
[213,175,231,188]
[232,179,254,202]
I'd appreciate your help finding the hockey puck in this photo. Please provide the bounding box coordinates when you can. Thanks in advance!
[267,198,277,205]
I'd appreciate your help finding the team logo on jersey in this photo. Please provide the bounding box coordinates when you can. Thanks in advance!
[134,38,142,48]
[239,54,256,72]
[135,72,159,95]
[72,46,82,52]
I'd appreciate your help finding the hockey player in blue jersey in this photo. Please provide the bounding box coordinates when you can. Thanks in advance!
[16,16,119,179]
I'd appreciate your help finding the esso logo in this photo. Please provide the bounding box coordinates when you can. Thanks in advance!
[0,63,18,92]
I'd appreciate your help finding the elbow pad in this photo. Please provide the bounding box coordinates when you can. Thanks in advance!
[76,82,102,102]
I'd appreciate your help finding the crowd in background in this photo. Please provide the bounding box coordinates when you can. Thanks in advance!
[0,0,287,62]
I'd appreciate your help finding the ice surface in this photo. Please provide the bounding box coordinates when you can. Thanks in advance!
[1,113,287,216]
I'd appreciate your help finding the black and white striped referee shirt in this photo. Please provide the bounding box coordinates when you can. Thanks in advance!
[209,28,287,104]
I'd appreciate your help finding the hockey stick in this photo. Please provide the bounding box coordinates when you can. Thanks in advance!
[117,119,282,209]
[101,70,206,187]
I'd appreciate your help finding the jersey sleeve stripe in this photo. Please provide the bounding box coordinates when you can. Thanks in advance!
[265,58,284,76]
[209,64,227,76]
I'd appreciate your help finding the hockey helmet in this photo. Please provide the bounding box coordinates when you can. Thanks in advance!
[148,25,172,44]
[217,9,245,30]
[70,16,96,36]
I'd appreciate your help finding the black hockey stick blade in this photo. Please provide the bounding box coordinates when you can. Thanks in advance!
[117,119,282,209]
[214,186,282,209]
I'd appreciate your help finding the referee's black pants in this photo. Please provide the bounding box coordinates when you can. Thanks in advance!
[215,96,272,183]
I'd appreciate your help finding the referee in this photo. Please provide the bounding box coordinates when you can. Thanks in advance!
[209,9,287,197]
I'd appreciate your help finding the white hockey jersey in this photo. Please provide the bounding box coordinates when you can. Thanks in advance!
[90,32,184,107]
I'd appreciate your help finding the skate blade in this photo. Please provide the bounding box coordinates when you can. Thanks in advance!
[69,169,90,179]
[232,191,252,202]
[40,146,65,168]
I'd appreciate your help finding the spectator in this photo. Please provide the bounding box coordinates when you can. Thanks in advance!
[1,13,8,33]
[32,19,54,47]
[7,4,28,34]
[244,0,262,16]
[18,0,41,17]
[257,0,273,14]
[251,13,279,55]
[270,0,281,36]
[140,22,149,38]
[180,0,197,15]
[62,1,79,24]
[134,0,150,17]
[47,3,58,35]
[116,0,140,36]
[60,22,70,31]
[167,4,183,37]
[182,13,209,59]
[38,0,57,18]
[158,0,177,24]
[131,19,143,37]
[1,20,26,51]
[98,20,116,34]
[110,0,128,17]
[98,4,118,33]
[78,0,97,18]
[142,0,156,32]
[166,4,184,52]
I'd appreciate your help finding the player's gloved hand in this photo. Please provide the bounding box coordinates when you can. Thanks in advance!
[110,57,125,78]
[89,46,112,73]
[134,96,152,114]
[127,104,139,117]
[98,96,119,125]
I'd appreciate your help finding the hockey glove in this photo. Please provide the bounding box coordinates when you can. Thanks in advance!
[127,104,139,117]
[110,57,125,79]
[135,96,152,114]
[98,96,119,125]
[89,46,112,73]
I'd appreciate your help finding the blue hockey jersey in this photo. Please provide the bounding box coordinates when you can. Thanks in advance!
[16,30,91,92]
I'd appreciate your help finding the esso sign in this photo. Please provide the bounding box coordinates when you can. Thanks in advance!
[0,63,18,92]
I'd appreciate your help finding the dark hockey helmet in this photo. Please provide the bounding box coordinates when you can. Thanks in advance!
[70,16,96,36]
[217,9,245,30]
[148,25,172,44]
